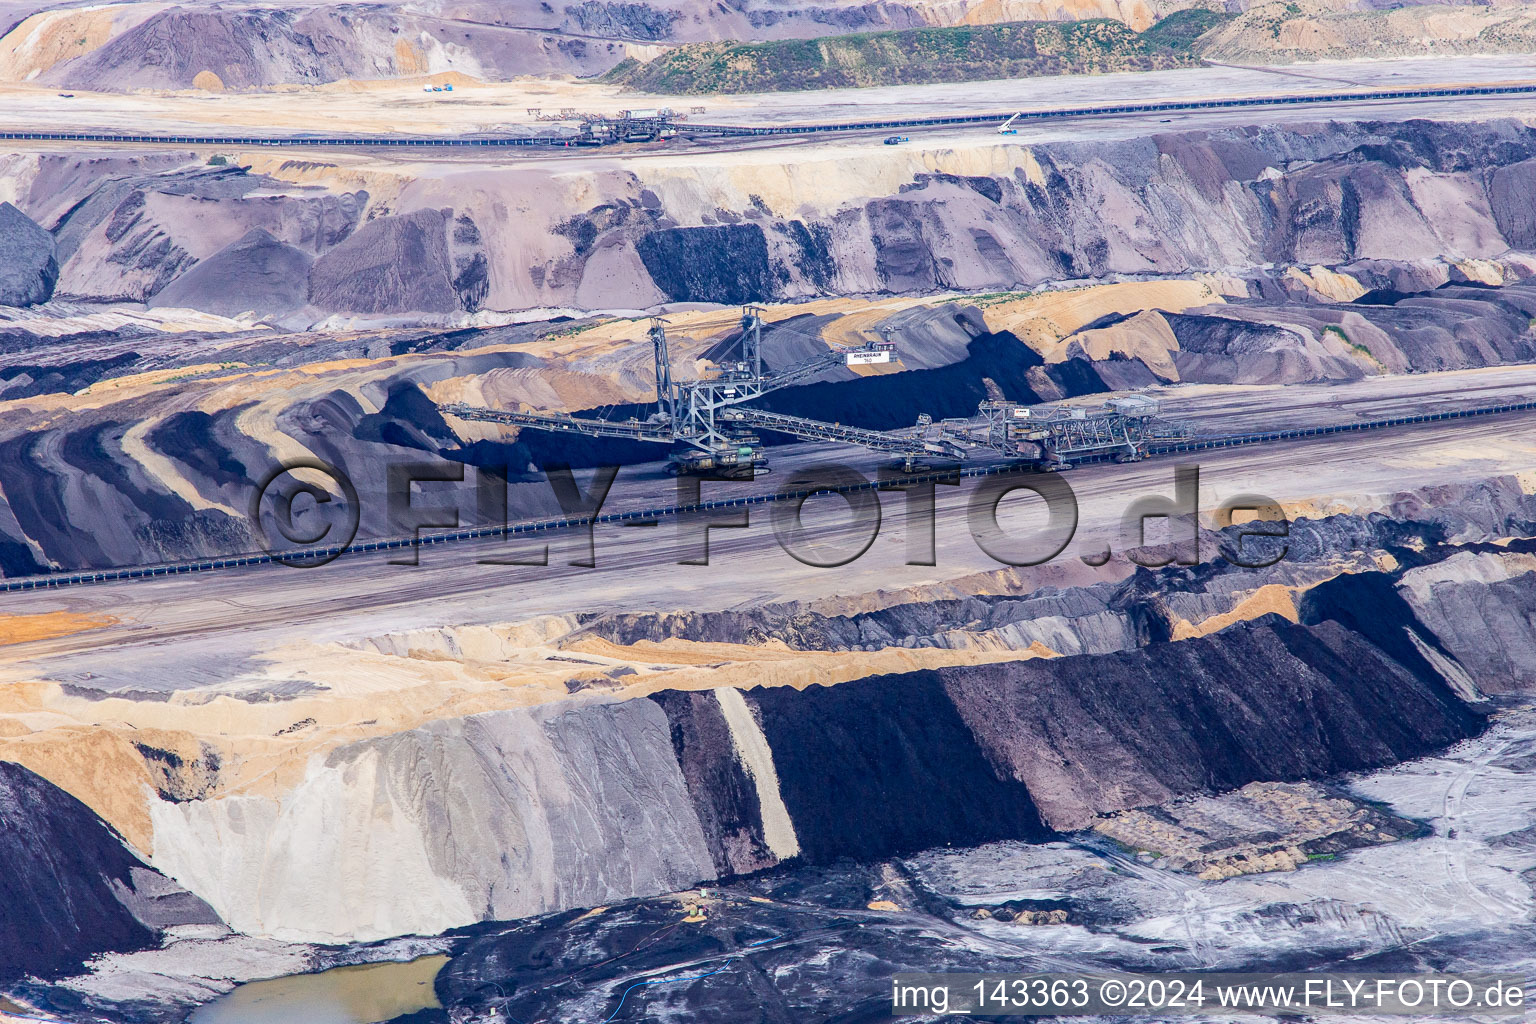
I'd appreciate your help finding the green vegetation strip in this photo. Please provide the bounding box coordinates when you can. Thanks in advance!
[604,10,1233,95]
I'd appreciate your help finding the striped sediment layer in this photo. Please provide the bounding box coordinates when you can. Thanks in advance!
[6,493,1536,955]
[144,606,1475,943]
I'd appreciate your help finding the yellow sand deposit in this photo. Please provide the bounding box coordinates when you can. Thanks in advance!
[1285,265,1367,302]
[0,724,169,854]
[74,363,252,397]
[1169,584,1299,641]
[945,0,1156,29]
[564,634,1058,690]
[1067,309,1181,379]
[978,279,1223,359]
[0,7,125,82]
[0,611,117,646]
[1454,259,1506,286]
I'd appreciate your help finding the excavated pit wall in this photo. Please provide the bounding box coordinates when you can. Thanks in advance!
[146,604,1486,939]
[9,116,1536,573]
[6,119,1536,315]
[135,488,1536,943]
[0,0,1198,92]
[143,614,1478,942]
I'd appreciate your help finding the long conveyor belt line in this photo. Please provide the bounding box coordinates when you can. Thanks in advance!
[1072,398,1536,464]
[3,397,1533,592]
[5,83,1536,150]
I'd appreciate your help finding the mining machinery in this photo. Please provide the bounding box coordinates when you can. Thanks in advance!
[947,393,1185,466]
[442,309,1185,475]
[444,309,950,475]
[573,109,683,144]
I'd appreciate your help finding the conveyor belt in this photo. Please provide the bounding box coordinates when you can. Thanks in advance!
[5,83,1535,150]
[4,397,1534,591]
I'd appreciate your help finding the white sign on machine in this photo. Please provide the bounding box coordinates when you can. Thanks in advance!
[845,349,893,365]
[845,341,896,366]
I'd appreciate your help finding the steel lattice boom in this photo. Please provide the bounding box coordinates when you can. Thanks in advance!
[442,310,1186,474]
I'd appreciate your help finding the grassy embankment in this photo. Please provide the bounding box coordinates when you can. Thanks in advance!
[603,9,1233,94]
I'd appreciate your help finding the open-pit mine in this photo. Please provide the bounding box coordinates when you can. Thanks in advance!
[4,1,1536,1021]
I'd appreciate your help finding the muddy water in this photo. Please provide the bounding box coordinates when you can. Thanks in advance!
[188,954,447,1024]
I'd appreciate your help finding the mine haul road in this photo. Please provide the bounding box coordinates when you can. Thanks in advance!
[5,65,1536,158]
[4,369,1536,695]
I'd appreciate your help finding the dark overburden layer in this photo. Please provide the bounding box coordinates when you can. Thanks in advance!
[940,616,1482,827]
[0,762,220,983]
[651,690,778,876]
[747,672,1052,860]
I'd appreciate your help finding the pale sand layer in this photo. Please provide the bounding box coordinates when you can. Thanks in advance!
[0,620,1054,852]
[120,416,244,518]
[1169,582,1299,641]
[714,685,800,860]
[0,305,257,338]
